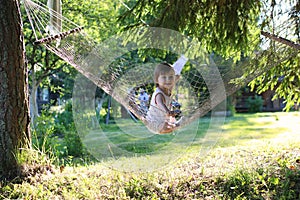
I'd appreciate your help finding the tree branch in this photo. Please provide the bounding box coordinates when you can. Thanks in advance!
[261,31,300,50]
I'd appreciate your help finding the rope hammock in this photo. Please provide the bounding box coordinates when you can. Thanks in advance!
[23,0,300,134]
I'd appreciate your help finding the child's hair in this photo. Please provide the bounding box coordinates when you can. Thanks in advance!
[154,63,175,87]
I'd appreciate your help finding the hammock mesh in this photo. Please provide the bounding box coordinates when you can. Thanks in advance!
[23,0,299,133]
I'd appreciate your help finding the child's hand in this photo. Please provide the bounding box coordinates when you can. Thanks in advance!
[168,110,181,117]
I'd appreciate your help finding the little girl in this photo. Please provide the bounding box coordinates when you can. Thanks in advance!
[146,56,187,134]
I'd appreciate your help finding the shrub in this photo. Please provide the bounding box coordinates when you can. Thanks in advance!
[32,101,91,164]
[246,95,264,113]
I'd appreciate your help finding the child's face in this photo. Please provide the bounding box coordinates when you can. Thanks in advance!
[157,70,176,90]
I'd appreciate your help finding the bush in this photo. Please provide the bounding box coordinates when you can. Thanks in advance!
[246,95,264,113]
[32,112,58,155]
[32,101,91,164]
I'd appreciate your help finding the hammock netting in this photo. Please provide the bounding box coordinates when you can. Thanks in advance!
[23,0,299,169]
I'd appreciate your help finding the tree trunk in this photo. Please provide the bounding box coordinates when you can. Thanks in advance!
[0,0,31,179]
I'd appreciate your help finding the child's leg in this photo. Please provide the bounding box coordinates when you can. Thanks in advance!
[159,121,177,134]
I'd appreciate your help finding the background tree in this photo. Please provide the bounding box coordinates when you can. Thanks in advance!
[22,0,121,125]
[22,0,78,125]
[0,0,30,179]
[20,0,125,160]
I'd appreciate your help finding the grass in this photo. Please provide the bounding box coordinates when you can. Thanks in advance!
[1,112,300,199]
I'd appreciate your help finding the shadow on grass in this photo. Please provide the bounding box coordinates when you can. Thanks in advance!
[81,117,209,161]
[81,112,292,161]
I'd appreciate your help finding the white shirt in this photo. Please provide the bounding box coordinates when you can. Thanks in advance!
[146,88,172,133]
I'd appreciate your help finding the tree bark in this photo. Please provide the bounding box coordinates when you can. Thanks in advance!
[0,0,31,179]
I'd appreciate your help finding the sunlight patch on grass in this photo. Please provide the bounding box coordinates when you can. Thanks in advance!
[216,112,295,147]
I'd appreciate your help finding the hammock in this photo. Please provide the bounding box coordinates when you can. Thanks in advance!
[23,0,300,134]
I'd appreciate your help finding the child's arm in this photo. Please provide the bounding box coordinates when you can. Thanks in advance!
[155,93,179,117]
[155,93,171,114]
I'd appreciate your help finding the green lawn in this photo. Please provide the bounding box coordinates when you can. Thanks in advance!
[1,112,299,199]
[81,112,298,169]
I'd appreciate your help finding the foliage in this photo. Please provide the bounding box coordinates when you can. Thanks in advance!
[246,95,264,113]
[62,0,121,42]
[32,102,91,163]
[21,0,123,120]
[242,0,300,111]
[119,0,261,57]
[22,1,76,94]
[249,54,300,111]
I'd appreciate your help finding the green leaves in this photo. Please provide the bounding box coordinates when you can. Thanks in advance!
[250,51,300,111]
[119,0,261,56]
